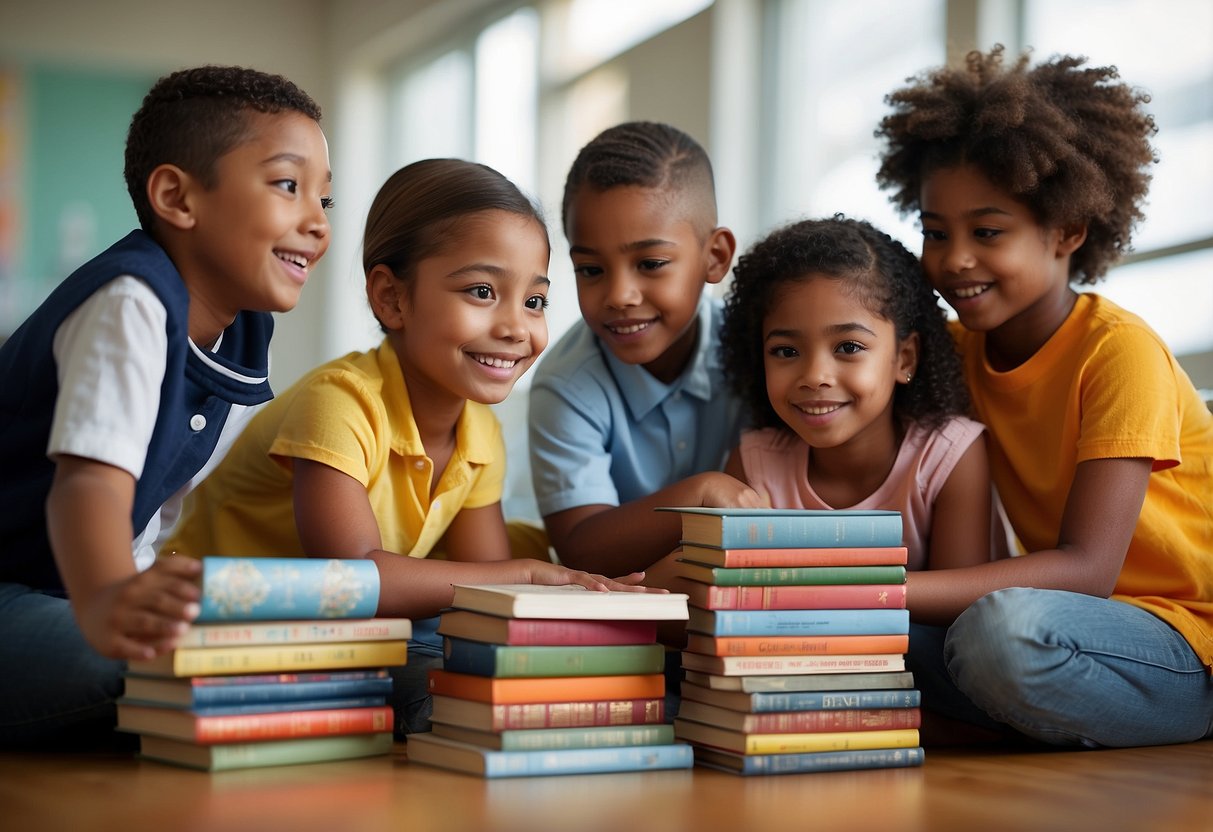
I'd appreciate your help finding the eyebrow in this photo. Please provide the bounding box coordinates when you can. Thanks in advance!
[920,206,1012,221]
[263,153,333,182]
[765,322,878,340]
[447,264,551,286]
[569,238,677,256]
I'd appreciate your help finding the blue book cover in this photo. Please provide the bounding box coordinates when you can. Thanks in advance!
[685,686,921,712]
[197,557,380,621]
[689,607,910,636]
[695,745,924,775]
[188,677,394,706]
[442,638,666,678]
[117,695,389,716]
[406,733,694,778]
[659,507,902,549]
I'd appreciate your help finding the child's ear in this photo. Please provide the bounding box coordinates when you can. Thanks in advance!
[703,226,737,286]
[897,331,920,385]
[366,264,407,330]
[1055,223,1088,258]
[146,164,198,231]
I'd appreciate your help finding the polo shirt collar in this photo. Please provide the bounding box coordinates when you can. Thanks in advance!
[374,338,496,466]
[602,294,716,421]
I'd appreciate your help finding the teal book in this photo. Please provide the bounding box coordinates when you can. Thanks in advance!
[658,507,902,549]
[677,561,907,586]
[689,607,910,636]
[693,745,924,776]
[406,732,694,778]
[138,732,393,772]
[442,638,666,678]
[197,557,380,621]
[122,671,394,708]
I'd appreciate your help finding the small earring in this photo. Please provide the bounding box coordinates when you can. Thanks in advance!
[905,373,913,384]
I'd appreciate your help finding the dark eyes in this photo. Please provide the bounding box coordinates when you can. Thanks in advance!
[525,295,549,311]
[837,341,864,355]
[321,196,335,210]
[767,345,798,359]
[273,179,334,211]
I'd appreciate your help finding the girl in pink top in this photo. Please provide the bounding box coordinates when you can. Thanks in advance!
[719,216,993,571]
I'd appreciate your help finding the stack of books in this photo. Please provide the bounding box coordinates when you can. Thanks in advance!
[118,556,410,771]
[405,584,695,778]
[661,507,925,776]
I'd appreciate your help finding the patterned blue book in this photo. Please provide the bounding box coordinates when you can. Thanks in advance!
[694,745,925,775]
[406,733,694,778]
[118,695,389,717]
[122,672,394,707]
[689,607,910,636]
[197,557,380,621]
[680,683,921,713]
[658,507,902,549]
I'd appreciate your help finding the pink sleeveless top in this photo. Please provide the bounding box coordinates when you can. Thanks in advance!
[739,416,985,571]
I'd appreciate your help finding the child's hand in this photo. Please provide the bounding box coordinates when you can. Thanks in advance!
[522,560,665,593]
[696,472,769,509]
[76,555,203,660]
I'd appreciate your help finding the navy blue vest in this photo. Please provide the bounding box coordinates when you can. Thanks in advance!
[0,230,274,591]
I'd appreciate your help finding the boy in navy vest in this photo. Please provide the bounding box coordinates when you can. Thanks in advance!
[0,66,332,748]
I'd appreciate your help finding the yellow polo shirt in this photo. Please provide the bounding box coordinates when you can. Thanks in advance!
[166,338,504,559]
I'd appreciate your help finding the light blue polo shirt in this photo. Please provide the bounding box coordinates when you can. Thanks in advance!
[528,294,746,517]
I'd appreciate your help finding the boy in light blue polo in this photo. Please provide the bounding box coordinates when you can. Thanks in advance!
[529,122,765,587]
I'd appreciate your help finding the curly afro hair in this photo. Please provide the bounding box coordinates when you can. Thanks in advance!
[875,45,1157,284]
[125,65,322,231]
[720,216,969,434]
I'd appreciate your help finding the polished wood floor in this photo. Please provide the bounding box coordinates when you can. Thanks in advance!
[2,737,1211,832]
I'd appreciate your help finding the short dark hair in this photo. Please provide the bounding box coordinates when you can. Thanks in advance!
[875,45,1157,283]
[720,215,969,432]
[124,65,322,231]
[561,121,717,236]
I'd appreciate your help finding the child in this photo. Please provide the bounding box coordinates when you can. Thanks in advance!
[165,158,651,735]
[718,216,993,572]
[529,121,765,583]
[876,46,1213,747]
[0,66,332,748]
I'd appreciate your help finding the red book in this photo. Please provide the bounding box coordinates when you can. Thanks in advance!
[427,670,665,704]
[685,633,909,657]
[684,582,907,611]
[430,695,664,732]
[117,703,393,744]
[437,611,658,646]
[678,700,922,734]
[679,544,908,568]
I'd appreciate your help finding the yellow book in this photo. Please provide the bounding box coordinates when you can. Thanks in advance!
[127,640,409,677]
[673,718,918,755]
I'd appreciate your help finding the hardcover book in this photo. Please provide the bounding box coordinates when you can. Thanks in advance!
[693,745,924,776]
[682,669,915,693]
[678,544,908,568]
[685,633,909,657]
[137,732,394,772]
[677,700,922,734]
[405,732,694,778]
[688,607,910,637]
[679,681,921,713]
[127,640,409,678]
[429,722,675,752]
[117,703,394,744]
[430,694,664,732]
[437,612,658,646]
[657,507,902,549]
[448,584,689,620]
[683,582,907,611]
[672,718,920,755]
[196,557,379,622]
[118,695,388,717]
[442,638,666,678]
[121,671,394,708]
[681,652,906,676]
[427,669,665,705]
[675,561,906,587]
[176,618,411,648]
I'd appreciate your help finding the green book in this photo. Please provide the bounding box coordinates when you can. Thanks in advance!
[138,732,393,771]
[676,560,907,586]
[442,638,666,678]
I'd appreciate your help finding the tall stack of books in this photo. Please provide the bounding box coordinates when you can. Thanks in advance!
[661,507,925,776]
[405,584,694,778]
[118,556,410,771]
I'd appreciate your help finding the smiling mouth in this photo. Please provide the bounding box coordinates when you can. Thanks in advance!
[275,251,310,270]
[606,320,652,335]
[795,403,843,416]
[952,284,991,299]
[470,353,521,370]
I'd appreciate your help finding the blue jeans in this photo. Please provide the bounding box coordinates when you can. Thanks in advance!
[390,615,444,738]
[0,582,136,750]
[909,587,1213,748]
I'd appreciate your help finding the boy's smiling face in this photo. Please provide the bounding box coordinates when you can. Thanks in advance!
[175,110,332,343]
[565,185,730,384]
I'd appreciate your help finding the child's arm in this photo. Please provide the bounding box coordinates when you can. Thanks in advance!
[46,455,202,659]
[907,457,1151,624]
[293,459,652,619]
[544,469,767,576]
[925,437,993,570]
[439,503,511,562]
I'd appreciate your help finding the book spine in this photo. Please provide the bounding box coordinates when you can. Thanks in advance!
[687,633,909,657]
[494,724,675,751]
[155,641,408,677]
[713,515,903,549]
[192,705,394,743]
[692,608,910,636]
[436,698,665,731]
[177,619,410,648]
[684,687,922,712]
[740,727,920,754]
[690,584,907,611]
[187,696,389,716]
[197,557,380,622]
[426,670,667,704]
[740,708,921,734]
[188,670,389,687]
[699,746,925,775]
[683,653,905,676]
[685,546,909,568]
[688,564,907,587]
[442,639,666,678]
[190,677,394,706]
[139,733,394,771]
[504,618,659,646]
[483,743,694,777]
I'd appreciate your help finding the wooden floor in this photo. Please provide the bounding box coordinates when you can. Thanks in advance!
[2,737,1211,832]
